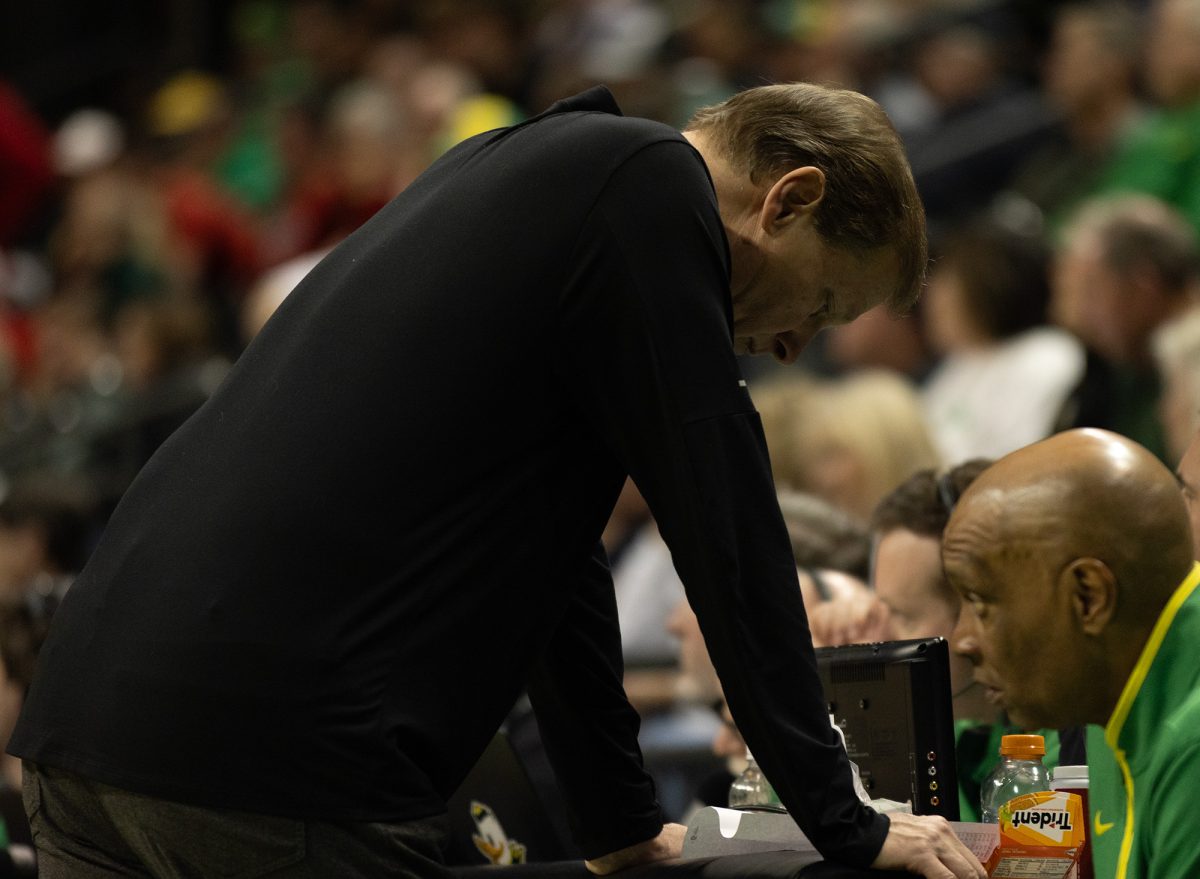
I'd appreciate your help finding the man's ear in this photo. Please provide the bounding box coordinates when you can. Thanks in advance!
[1061,557,1118,635]
[759,166,825,234]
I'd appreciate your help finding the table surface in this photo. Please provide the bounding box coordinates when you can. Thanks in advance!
[450,851,919,879]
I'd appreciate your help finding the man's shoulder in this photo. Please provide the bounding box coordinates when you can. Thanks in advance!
[496,105,713,213]
[1158,687,1200,755]
[507,88,694,168]
[1134,675,1200,832]
[1135,590,1200,764]
[535,107,692,164]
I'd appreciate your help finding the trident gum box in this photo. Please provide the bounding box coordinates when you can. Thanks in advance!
[985,791,1085,879]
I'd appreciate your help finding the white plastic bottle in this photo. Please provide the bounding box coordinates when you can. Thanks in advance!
[1051,765,1094,879]
[980,734,1050,823]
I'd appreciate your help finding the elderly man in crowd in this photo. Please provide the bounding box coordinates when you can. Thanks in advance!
[944,428,1200,879]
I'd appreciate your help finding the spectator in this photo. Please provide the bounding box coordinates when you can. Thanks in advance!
[870,460,1081,821]
[778,490,888,649]
[777,488,872,581]
[48,123,172,325]
[901,11,1056,243]
[605,482,683,671]
[761,370,941,521]
[1152,304,1200,461]
[266,79,404,264]
[1004,1,1145,235]
[1091,0,1200,233]
[824,301,933,382]
[143,70,262,354]
[920,220,1085,462]
[0,293,122,487]
[871,460,996,726]
[1052,194,1200,460]
[1175,423,1200,549]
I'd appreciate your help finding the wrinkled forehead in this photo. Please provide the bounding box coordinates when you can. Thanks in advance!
[942,488,1015,577]
[941,502,997,584]
[945,483,1062,584]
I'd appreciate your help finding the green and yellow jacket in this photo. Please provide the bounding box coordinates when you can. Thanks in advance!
[1087,562,1200,879]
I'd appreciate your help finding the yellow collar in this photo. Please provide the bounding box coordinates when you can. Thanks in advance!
[1104,561,1200,748]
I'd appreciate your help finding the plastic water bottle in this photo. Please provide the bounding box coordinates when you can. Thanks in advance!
[728,748,785,812]
[980,734,1050,823]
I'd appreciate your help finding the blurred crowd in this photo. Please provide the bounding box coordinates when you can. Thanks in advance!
[4,0,1200,831]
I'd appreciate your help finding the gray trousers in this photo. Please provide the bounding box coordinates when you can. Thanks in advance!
[23,762,454,878]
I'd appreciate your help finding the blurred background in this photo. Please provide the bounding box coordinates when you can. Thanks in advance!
[9,0,1200,553]
[4,0,1200,828]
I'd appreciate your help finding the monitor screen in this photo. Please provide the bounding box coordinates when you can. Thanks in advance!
[815,636,959,820]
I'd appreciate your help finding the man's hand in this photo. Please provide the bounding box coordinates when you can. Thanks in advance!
[808,571,890,647]
[871,812,987,879]
[584,823,686,875]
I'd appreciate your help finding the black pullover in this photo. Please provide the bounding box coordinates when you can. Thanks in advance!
[11,87,888,864]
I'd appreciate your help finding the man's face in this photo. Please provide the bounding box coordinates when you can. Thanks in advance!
[1146,0,1200,107]
[874,529,958,640]
[873,528,971,695]
[1044,14,1123,113]
[1177,430,1200,552]
[942,505,1088,729]
[1052,243,1130,361]
[731,232,899,365]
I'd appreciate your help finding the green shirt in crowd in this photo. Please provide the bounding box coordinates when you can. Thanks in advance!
[1093,101,1200,234]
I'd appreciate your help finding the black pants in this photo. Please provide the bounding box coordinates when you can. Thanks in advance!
[23,762,453,878]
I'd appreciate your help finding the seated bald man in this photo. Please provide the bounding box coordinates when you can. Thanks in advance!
[942,428,1200,879]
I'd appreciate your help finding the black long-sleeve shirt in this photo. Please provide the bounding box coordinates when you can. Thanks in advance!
[10,87,889,864]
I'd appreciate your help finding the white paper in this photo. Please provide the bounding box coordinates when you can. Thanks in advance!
[950,822,1000,862]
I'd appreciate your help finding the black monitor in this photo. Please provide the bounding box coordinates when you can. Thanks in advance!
[814,636,960,820]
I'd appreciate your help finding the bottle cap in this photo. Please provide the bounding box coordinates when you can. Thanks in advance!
[1051,765,1089,785]
[999,734,1045,757]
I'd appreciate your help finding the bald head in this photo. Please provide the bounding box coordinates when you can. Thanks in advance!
[943,429,1195,727]
[953,428,1193,618]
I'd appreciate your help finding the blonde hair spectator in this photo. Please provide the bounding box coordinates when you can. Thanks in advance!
[761,370,940,521]
[748,374,818,490]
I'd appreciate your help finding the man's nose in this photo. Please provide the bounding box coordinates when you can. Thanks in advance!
[773,328,817,364]
[665,600,687,637]
[951,605,981,662]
